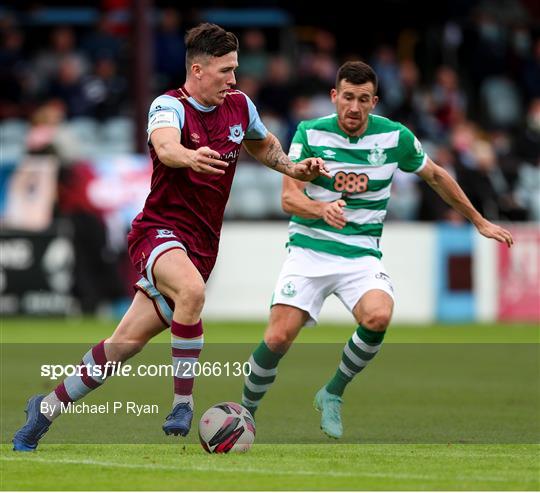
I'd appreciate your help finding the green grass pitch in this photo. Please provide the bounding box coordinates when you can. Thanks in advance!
[1,319,539,490]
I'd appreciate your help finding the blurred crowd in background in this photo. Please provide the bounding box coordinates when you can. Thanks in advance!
[0,1,539,313]
[2,1,539,222]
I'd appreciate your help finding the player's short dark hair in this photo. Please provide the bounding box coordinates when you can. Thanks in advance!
[336,61,378,93]
[185,23,239,66]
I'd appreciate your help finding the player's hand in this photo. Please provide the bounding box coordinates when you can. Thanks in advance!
[292,157,331,181]
[321,199,347,229]
[475,218,513,247]
[189,147,229,175]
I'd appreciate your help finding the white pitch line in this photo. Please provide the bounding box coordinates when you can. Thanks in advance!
[0,456,524,484]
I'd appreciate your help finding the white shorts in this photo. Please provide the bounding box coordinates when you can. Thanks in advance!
[271,246,395,326]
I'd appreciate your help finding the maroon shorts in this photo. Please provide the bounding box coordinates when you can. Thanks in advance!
[127,226,216,326]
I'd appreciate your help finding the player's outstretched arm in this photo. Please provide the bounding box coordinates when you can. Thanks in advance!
[151,127,228,174]
[243,133,330,181]
[282,176,347,229]
[418,158,514,247]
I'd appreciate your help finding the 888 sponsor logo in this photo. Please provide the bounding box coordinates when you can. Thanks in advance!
[333,171,370,194]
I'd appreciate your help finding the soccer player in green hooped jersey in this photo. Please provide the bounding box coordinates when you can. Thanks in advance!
[242,60,514,439]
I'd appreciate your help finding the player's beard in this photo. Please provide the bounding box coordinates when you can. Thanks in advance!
[343,115,364,134]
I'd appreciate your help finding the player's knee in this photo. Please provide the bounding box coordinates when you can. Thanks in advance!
[264,329,293,354]
[361,309,392,332]
[175,282,206,313]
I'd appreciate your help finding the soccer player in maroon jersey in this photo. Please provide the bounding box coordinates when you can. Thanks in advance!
[13,23,329,451]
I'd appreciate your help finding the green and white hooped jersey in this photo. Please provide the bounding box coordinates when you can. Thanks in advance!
[287,113,427,259]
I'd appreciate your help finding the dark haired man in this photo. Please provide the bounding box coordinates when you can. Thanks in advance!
[242,61,513,439]
[13,23,328,451]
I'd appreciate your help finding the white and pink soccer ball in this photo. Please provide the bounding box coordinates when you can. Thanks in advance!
[198,402,255,453]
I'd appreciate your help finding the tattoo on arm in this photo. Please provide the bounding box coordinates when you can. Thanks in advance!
[264,136,294,174]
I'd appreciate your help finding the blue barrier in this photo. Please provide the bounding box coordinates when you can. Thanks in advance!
[436,223,475,322]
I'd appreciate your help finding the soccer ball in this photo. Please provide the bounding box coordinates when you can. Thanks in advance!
[198,402,255,453]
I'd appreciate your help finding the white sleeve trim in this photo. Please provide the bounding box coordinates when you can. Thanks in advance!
[413,154,429,174]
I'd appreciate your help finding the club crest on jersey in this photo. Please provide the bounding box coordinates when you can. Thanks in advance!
[227,124,244,144]
[191,132,200,144]
[156,229,177,239]
[281,281,297,297]
[367,144,387,165]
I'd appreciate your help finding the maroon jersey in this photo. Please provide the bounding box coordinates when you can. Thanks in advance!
[131,86,264,270]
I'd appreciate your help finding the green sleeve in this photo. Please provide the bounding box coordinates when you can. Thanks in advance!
[397,125,427,173]
[288,122,311,163]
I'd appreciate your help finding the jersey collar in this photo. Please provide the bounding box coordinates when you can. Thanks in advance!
[178,86,216,113]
